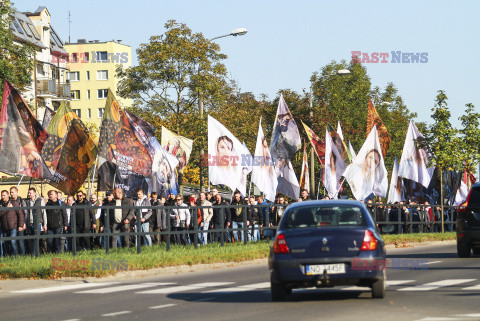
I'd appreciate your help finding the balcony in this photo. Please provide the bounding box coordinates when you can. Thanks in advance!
[36,79,56,97]
[57,83,71,98]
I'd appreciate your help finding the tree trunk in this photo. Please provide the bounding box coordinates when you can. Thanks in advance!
[440,167,444,233]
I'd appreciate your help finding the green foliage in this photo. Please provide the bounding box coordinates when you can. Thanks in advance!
[418,91,463,172]
[0,2,35,100]
[116,20,228,135]
[458,103,480,173]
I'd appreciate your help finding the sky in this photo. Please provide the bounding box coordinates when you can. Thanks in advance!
[14,0,480,128]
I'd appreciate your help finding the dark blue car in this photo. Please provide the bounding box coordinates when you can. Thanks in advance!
[266,200,387,301]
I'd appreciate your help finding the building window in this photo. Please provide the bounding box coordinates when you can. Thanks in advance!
[68,71,80,81]
[72,53,78,62]
[96,51,108,62]
[97,89,108,99]
[71,90,80,100]
[87,90,90,99]
[87,108,91,118]
[84,52,89,62]
[73,109,81,118]
[98,108,105,118]
[86,71,90,81]
[96,70,108,80]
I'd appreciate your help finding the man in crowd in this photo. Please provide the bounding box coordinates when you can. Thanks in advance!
[150,192,165,245]
[247,195,263,241]
[74,191,96,251]
[45,190,67,253]
[100,191,116,247]
[90,194,103,248]
[0,190,24,256]
[134,188,152,247]
[212,194,230,243]
[300,189,311,201]
[9,187,27,255]
[199,192,213,245]
[64,195,75,252]
[26,187,47,254]
[170,195,190,245]
[271,196,286,226]
[230,191,249,242]
[113,188,135,248]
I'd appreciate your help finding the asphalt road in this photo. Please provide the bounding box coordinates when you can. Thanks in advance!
[1,243,479,321]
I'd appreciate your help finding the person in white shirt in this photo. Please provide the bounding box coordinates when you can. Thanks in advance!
[170,195,190,245]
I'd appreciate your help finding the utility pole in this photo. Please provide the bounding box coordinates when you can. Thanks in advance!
[199,93,205,192]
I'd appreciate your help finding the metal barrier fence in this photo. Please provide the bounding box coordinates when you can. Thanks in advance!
[0,202,458,257]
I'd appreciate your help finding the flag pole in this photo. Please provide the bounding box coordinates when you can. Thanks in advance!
[16,174,25,189]
[88,155,99,197]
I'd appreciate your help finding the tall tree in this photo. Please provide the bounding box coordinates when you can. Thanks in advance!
[458,103,480,173]
[116,20,228,135]
[0,2,35,101]
[418,90,463,232]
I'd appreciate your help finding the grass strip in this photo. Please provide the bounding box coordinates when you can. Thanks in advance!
[0,233,456,279]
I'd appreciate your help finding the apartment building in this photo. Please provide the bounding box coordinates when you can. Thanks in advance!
[64,39,133,127]
[9,6,70,119]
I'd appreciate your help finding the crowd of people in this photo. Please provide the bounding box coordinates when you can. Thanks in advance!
[0,186,455,257]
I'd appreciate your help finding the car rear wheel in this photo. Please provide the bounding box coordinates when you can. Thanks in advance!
[457,242,471,258]
[271,279,286,302]
[371,270,386,299]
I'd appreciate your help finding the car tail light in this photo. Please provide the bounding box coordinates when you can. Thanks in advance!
[360,230,377,251]
[273,233,290,254]
[458,233,464,238]
[458,189,473,213]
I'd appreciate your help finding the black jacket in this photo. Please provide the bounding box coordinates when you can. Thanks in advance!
[150,199,166,229]
[73,199,95,229]
[212,200,231,226]
[45,199,67,229]
[230,199,248,223]
[248,205,262,226]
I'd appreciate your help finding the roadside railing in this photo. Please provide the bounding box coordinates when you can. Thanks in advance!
[0,202,457,257]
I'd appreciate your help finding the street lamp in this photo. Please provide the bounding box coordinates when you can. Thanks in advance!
[309,68,351,198]
[198,28,247,192]
[209,28,248,41]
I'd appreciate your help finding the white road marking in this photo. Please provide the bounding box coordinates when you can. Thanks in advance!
[136,282,235,294]
[149,304,177,309]
[202,282,270,294]
[462,284,480,290]
[454,314,480,317]
[386,280,415,286]
[13,282,120,294]
[420,261,442,265]
[101,311,131,317]
[398,279,476,291]
[75,282,175,294]
[62,319,81,321]
[417,317,471,321]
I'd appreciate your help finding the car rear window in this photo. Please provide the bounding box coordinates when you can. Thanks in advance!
[283,205,367,228]
[468,187,480,207]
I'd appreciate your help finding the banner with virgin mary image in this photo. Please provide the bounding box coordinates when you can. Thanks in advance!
[270,94,302,199]
[251,119,277,202]
[208,115,245,192]
[343,126,388,201]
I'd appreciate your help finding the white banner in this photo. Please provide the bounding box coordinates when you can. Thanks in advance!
[251,119,277,202]
[398,121,432,188]
[343,126,388,200]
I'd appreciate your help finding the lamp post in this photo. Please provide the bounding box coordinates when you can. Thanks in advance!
[198,27,247,192]
[309,69,351,198]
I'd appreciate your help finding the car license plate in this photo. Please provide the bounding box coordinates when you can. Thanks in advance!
[305,264,345,275]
